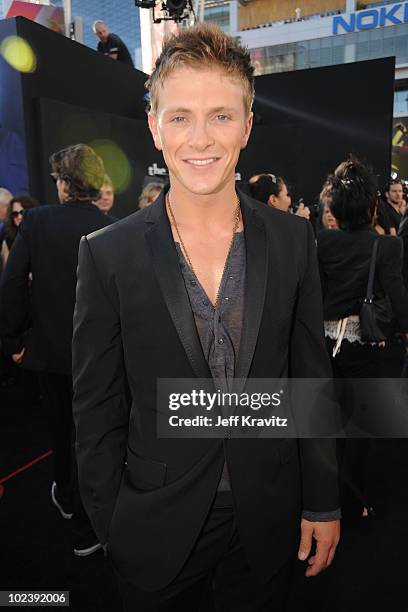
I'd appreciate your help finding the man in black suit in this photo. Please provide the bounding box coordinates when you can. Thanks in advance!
[0,144,113,556]
[73,25,340,610]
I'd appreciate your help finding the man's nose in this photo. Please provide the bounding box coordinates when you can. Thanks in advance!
[188,119,214,150]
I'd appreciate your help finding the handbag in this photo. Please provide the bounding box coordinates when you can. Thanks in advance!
[359,237,395,343]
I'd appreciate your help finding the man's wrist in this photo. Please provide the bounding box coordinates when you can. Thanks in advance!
[302,508,341,522]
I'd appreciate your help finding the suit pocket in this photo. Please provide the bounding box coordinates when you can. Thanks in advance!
[125,446,167,491]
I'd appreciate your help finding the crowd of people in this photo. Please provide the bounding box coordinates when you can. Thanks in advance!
[1,146,407,549]
[0,21,408,612]
[1,148,408,535]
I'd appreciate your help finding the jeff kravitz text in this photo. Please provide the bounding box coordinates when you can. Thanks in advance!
[168,415,288,428]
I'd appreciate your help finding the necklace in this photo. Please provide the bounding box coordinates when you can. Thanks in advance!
[166,191,241,307]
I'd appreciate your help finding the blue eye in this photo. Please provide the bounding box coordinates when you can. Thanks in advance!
[172,116,186,123]
[216,114,228,121]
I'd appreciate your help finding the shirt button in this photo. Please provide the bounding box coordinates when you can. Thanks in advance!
[224,297,229,301]
[190,280,197,286]
[202,299,209,306]
[229,275,234,280]
[218,338,224,345]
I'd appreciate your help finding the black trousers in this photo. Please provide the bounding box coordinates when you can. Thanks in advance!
[327,338,391,515]
[114,495,294,612]
[38,372,91,529]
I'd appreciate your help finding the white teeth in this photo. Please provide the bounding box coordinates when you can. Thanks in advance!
[186,158,217,166]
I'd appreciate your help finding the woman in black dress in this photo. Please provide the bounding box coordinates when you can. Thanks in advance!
[317,158,408,517]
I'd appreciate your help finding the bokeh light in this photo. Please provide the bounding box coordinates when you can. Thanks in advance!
[0,36,37,73]
[89,139,132,194]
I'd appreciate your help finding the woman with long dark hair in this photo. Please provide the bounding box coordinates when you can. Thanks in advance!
[318,157,408,517]
[1,195,38,267]
[249,173,310,219]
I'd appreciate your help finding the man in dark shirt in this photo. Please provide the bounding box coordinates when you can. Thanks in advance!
[93,20,134,67]
[378,180,405,234]
[73,24,340,610]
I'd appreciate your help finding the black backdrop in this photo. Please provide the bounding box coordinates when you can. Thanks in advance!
[4,17,395,217]
[239,56,394,205]
[13,16,147,208]
[37,98,162,218]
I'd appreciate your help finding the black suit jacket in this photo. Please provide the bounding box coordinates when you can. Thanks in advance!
[72,189,339,591]
[318,227,408,332]
[0,201,113,375]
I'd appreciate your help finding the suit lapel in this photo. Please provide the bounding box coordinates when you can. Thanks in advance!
[144,193,211,379]
[234,193,268,388]
[144,190,268,385]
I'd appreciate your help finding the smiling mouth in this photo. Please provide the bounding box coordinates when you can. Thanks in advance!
[183,158,220,166]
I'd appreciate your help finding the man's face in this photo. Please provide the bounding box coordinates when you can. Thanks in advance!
[96,184,114,213]
[148,67,253,198]
[387,183,404,206]
[95,24,109,43]
[0,203,9,223]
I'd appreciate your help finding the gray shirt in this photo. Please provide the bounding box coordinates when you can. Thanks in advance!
[175,231,340,521]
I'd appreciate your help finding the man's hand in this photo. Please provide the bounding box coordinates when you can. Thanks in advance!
[11,348,25,364]
[295,203,310,220]
[298,518,340,577]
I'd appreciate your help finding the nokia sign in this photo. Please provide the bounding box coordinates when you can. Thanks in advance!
[332,2,408,35]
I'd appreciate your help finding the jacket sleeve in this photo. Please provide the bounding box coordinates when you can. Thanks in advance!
[0,230,31,355]
[378,236,408,333]
[290,221,340,514]
[72,236,130,544]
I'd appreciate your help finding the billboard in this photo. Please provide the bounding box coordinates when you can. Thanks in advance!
[6,1,64,34]
[392,118,408,179]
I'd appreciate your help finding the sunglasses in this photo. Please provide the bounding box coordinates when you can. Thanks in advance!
[12,210,24,219]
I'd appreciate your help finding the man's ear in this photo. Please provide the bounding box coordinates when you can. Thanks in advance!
[148,112,162,151]
[241,111,253,150]
[268,194,276,208]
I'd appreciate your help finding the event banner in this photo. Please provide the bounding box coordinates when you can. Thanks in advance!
[392,117,408,179]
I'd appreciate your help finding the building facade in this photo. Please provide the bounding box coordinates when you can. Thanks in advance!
[203,1,407,115]
[202,0,408,176]
[0,0,142,67]
[70,0,142,68]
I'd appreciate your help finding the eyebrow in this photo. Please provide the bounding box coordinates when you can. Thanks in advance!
[163,106,237,115]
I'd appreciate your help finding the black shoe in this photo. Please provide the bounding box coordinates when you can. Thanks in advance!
[51,481,73,519]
